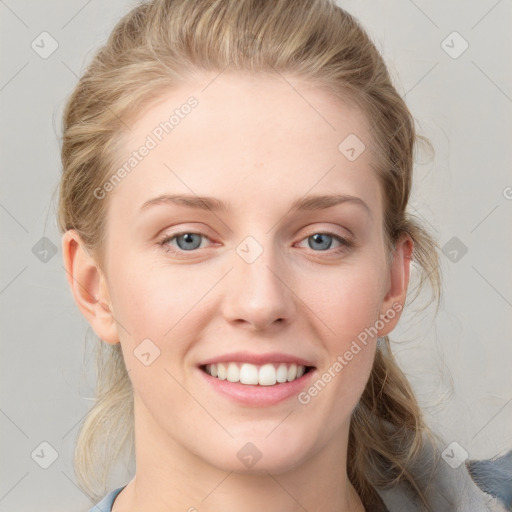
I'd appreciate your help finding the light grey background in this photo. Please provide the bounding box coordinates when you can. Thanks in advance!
[1,1,511,510]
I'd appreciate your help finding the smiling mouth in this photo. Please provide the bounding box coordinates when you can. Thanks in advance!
[200,362,315,386]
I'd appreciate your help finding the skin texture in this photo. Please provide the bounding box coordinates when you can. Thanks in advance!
[62,72,413,512]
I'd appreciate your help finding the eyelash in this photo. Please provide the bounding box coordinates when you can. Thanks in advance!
[157,230,355,257]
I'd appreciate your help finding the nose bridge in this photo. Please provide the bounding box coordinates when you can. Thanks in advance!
[222,233,294,328]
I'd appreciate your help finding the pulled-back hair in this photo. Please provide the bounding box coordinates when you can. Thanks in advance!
[58,0,441,508]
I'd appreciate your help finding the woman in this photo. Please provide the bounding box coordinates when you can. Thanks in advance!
[58,0,511,510]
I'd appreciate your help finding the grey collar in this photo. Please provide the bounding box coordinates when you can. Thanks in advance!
[373,436,511,511]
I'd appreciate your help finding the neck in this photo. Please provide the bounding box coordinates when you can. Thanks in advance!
[113,395,365,512]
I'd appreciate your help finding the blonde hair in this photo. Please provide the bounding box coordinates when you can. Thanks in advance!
[58,0,442,508]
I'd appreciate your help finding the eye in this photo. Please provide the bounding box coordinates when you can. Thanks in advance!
[296,232,354,254]
[159,231,211,254]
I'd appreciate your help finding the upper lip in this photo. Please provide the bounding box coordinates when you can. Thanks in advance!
[199,351,316,367]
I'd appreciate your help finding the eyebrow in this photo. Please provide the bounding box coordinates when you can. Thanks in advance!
[140,193,372,219]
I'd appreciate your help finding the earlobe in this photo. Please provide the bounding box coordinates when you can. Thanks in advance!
[377,234,414,337]
[61,230,119,344]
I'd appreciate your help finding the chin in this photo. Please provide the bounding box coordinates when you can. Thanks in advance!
[200,432,316,476]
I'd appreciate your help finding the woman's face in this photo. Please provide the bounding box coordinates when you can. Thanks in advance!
[74,72,411,475]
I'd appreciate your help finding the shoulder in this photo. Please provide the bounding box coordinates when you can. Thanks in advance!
[467,450,512,511]
[87,486,126,512]
[376,432,512,512]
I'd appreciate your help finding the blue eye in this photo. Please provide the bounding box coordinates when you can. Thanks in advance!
[308,233,335,250]
[160,232,208,252]
[299,233,354,253]
[175,232,203,250]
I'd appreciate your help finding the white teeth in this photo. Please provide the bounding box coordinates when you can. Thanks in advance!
[217,363,227,380]
[287,363,297,381]
[203,362,309,386]
[226,362,239,382]
[276,363,288,383]
[239,363,259,385]
[258,363,276,386]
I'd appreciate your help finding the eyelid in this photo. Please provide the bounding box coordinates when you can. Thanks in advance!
[156,223,215,242]
[298,225,355,246]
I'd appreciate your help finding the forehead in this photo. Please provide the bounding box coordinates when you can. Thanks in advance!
[108,72,381,219]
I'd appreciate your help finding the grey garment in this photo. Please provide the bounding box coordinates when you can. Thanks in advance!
[375,435,511,512]
[88,486,124,512]
[468,451,512,510]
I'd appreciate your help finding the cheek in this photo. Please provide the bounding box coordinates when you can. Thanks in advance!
[299,259,384,395]
[109,262,198,403]
[295,274,381,433]
[107,256,216,382]
[109,257,203,335]
[307,261,385,342]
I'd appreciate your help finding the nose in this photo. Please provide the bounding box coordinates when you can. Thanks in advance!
[221,239,296,331]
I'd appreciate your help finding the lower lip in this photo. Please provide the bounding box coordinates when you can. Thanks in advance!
[197,367,316,407]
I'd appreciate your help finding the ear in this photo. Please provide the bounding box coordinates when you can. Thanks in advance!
[376,233,414,337]
[61,229,119,344]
